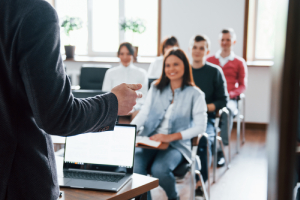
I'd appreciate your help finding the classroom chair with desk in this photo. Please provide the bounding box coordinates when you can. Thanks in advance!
[137,134,210,200]
[213,107,230,183]
[236,93,246,153]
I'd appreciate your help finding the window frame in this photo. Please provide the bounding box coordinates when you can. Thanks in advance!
[246,0,274,62]
[54,0,161,57]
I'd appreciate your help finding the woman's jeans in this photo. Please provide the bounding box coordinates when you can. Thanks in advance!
[134,146,183,200]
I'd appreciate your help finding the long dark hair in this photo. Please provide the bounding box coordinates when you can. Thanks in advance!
[155,48,195,92]
[117,42,134,56]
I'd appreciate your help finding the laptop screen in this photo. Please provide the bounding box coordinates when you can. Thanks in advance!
[63,124,136,173]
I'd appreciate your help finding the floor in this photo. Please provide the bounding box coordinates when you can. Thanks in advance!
[150,128,268,200]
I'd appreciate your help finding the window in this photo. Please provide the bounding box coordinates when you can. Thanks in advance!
[55,0,159,57]
[247,0,276,61]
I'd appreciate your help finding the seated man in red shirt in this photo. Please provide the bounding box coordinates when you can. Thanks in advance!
[207,28,247,166]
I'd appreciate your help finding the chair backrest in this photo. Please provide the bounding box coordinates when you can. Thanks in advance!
[236,93,245,101]
[148,78,157,89]
[79,64,111,90]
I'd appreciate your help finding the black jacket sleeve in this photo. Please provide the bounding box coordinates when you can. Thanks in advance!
[17,1,118,136]
[212,67,229,110]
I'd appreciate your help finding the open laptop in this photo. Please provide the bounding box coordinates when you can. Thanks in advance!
[59,124,137,192]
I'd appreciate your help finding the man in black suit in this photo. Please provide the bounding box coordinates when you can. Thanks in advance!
[0,0,142,199]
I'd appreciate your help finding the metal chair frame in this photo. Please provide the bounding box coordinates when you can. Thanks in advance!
[146,134,210,200]
[188,133,210,200]
[235,93,246,153]
[213,107,230,183]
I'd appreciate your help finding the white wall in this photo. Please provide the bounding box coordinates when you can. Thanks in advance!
[244,66,271,123]
[161,0,245,58]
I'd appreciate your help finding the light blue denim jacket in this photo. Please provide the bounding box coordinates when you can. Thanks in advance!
[132,82,207,163]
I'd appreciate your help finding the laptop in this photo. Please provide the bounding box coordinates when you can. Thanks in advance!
[59,124,137,192]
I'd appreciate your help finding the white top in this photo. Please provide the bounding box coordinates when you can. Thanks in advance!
[131,86,206,140]
[102,63,148,110]
[215,50,235,67]
[147,56,164,79]
[155,104,174,135]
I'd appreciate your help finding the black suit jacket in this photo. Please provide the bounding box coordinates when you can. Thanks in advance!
[0,0,118,199]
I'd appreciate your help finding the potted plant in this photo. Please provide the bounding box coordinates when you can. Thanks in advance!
[61,16,83,58]
[120,18,146,61]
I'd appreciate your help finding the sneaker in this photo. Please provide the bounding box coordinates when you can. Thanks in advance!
[195,186,204,197]
[217,151,225,167]
[217,157,225,167]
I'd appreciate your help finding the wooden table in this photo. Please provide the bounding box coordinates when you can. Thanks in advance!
[55,156,159,200]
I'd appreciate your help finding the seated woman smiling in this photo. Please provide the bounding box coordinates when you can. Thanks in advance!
[102,42,148,120]
[131,48,207,200]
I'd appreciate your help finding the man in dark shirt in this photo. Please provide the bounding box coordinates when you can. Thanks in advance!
[189,35,228,194]
[0,0,141,199]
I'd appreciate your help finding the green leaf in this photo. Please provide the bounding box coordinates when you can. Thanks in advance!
[61,16,83,37]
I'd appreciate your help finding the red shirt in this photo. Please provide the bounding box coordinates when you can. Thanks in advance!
[207,54,247,99]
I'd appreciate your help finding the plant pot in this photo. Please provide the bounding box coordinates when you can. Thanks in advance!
[64,45,76,59]
[133,46,138,62]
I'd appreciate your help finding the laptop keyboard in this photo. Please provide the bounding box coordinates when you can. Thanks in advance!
[64,171,125,183]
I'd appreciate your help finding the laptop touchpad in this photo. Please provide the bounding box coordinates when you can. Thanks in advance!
[69,179,105,188]
[58,177,72,186]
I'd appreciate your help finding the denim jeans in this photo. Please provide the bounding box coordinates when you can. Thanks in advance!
[197,116,215,182]
[133,146,183,200]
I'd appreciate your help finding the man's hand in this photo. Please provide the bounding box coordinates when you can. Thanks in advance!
[207,103,216,112]
[150,133,182,143]
[111,83,142,116]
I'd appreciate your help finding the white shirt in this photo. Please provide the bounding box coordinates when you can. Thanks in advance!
[102,63,148,110]
[147,56,164,79]
[215,50,235,67]
[155,104,174,135]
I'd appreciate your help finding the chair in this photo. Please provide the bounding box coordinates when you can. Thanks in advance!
[148,78,157,89]
[72,64,111,98]
[173,133,210,200]
[236,93,246,153]
[213,107,230,183]
[146,134,210,200]
[79,64,111,90]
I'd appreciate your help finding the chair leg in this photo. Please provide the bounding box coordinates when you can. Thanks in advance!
[213,133,217,183]
[195,170,210,200]
[191,146,197,200]
[236,109,241,154]
[207,139,210,199]
[226,111,231,164]
[191,170,195,200]
[242,98,246,144]
[217,136,229,170]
